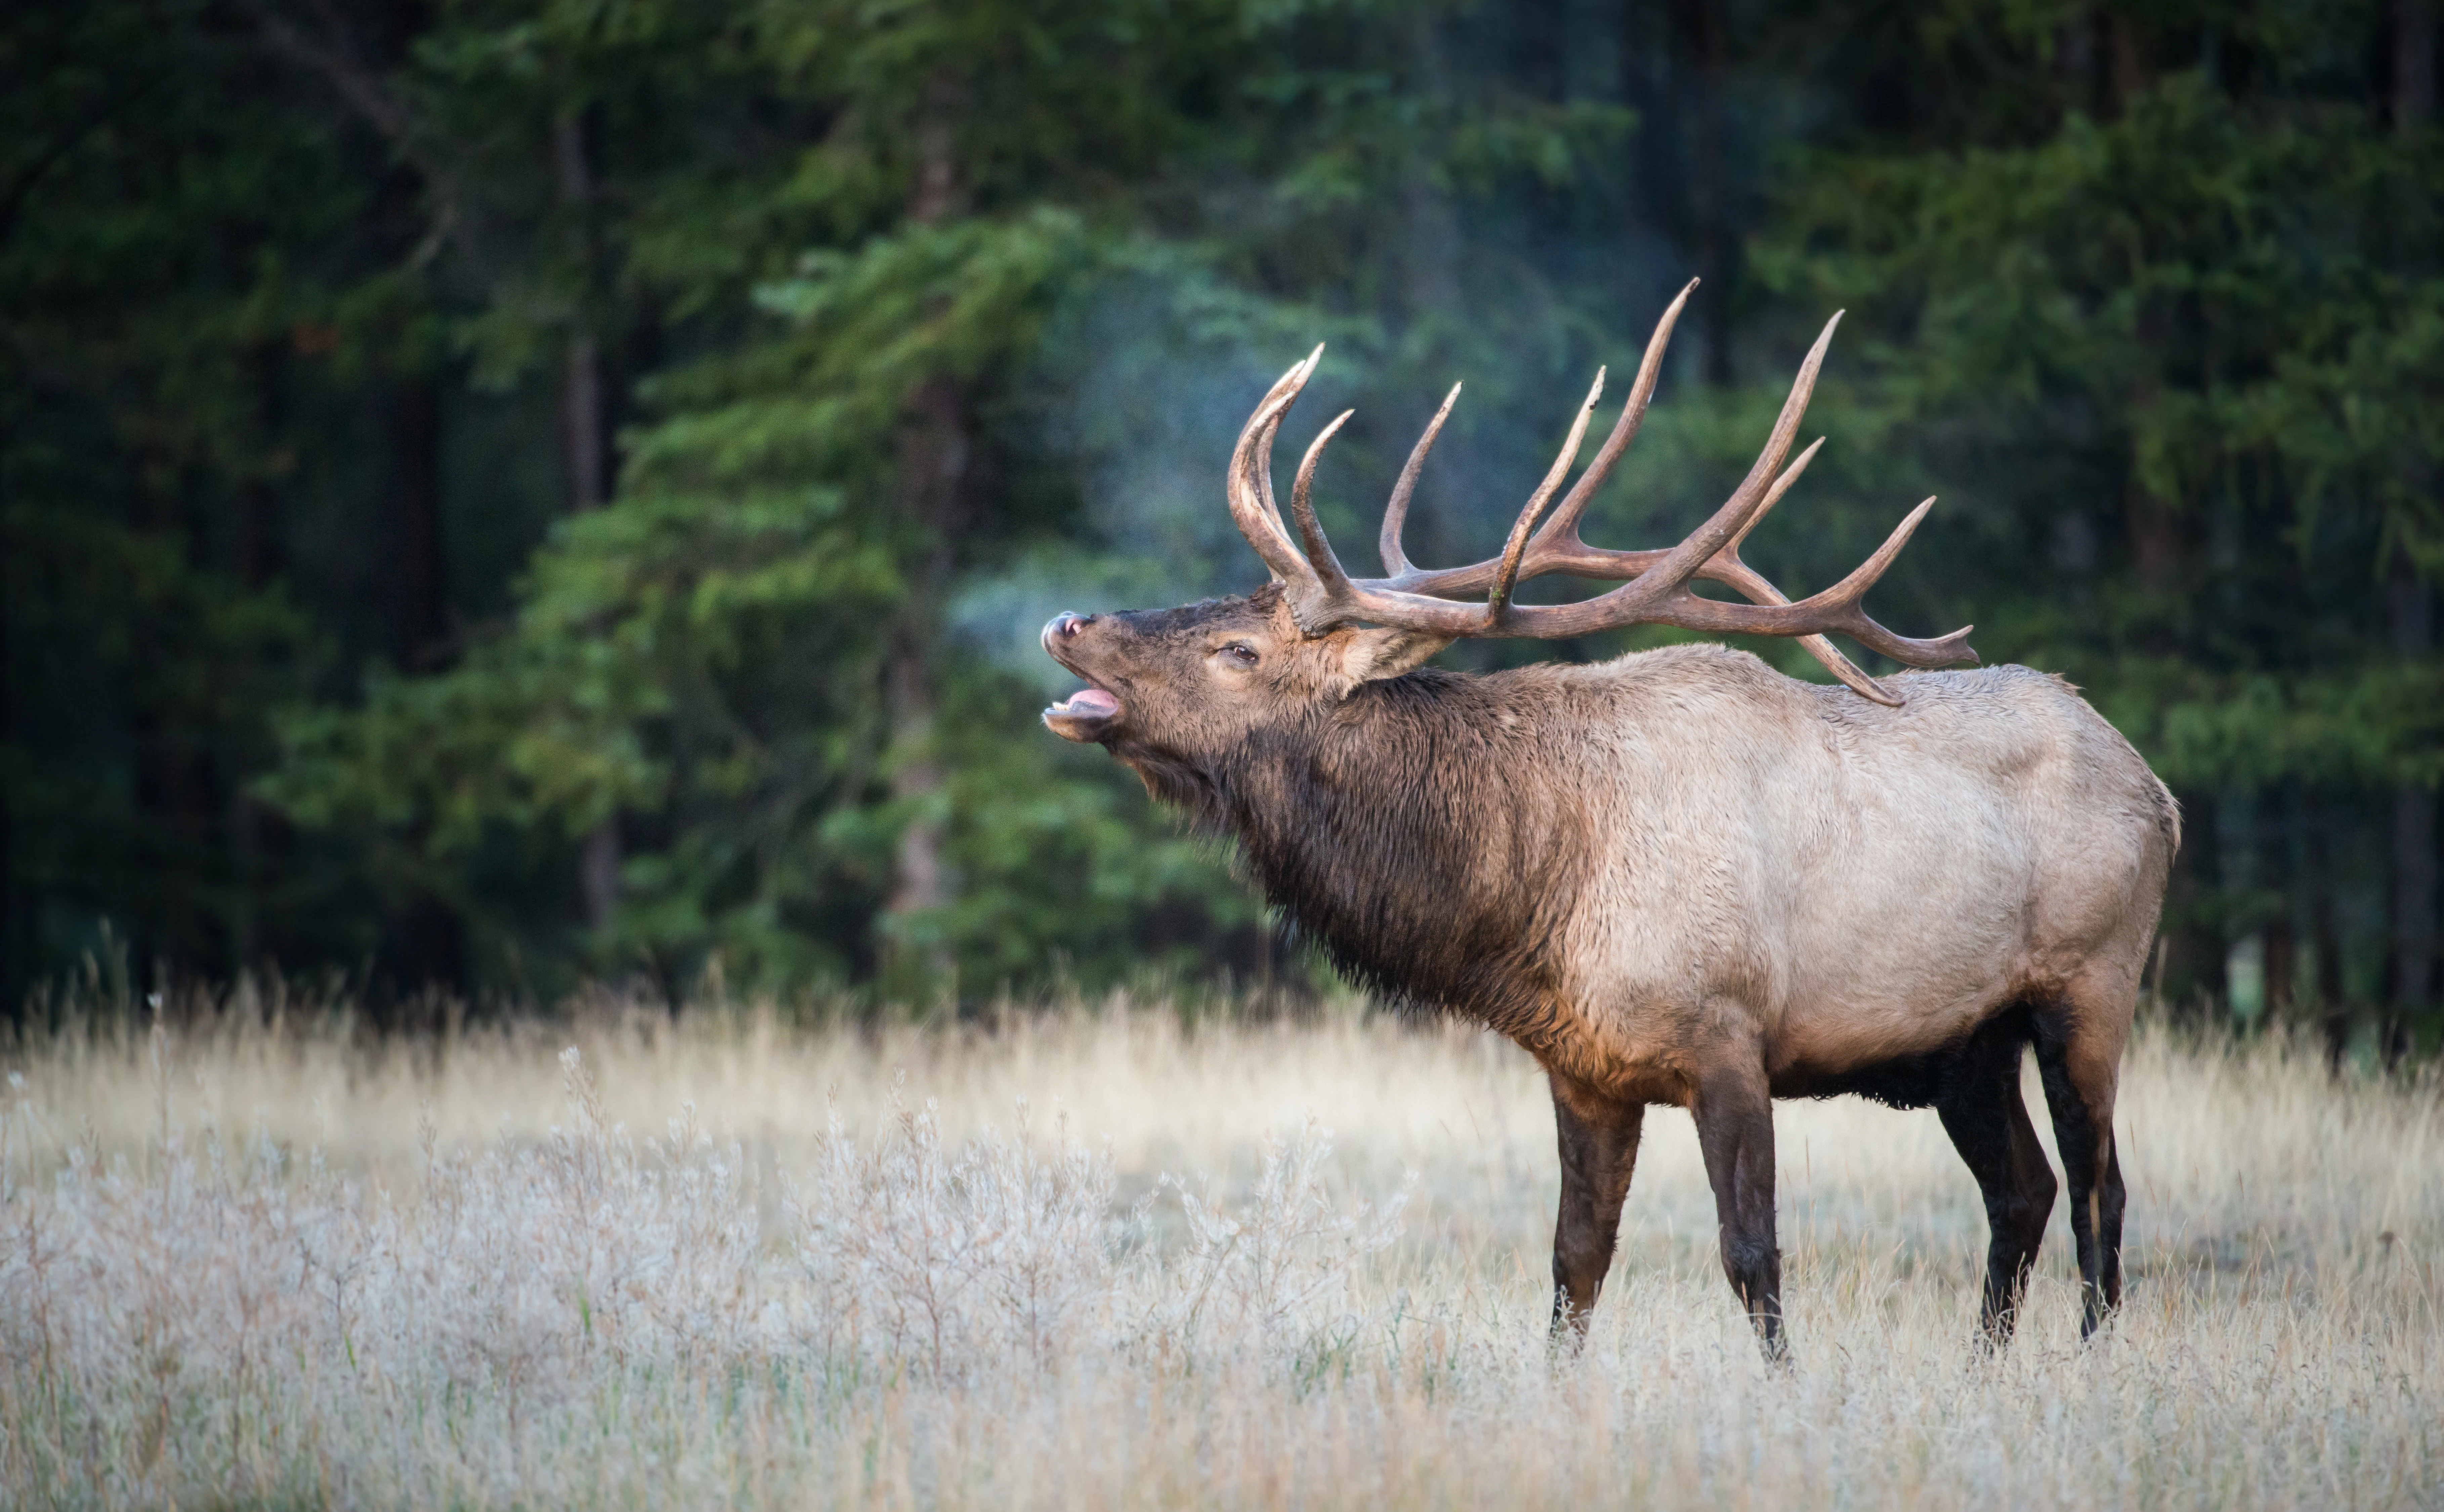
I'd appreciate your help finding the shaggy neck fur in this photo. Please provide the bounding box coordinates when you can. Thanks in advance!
[1136,667,1595,1036]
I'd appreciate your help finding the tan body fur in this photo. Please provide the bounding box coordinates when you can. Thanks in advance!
[1502,645,2175,1109]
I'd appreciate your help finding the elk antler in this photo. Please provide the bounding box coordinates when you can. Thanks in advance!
[1221,283,1977,704]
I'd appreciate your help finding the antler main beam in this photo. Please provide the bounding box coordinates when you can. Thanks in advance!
[1221,281,1977,705]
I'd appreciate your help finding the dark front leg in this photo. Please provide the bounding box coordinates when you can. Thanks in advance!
[1693,1061,1784,1362]
[1549,1077,1645,1336]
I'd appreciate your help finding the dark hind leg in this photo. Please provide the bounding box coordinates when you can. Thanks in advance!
[1693,1059,1784,1362]
[1935,1012,2057,1346]
[1548,1076,1646,1336]
[2034,993,2132,1337]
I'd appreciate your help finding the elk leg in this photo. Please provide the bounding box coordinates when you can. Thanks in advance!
[1693,1063,1784,1361]
[1934,1019,2056,1347]
[2034,1003,2127,1337]
[1548,1077,1645,1336]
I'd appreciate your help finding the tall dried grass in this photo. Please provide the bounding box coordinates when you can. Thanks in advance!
[2,994,2438,1509]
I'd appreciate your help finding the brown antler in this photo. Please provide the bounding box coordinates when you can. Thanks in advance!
[1222,281,1977,705]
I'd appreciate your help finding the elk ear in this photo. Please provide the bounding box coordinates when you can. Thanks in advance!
[1334,627,1453,688]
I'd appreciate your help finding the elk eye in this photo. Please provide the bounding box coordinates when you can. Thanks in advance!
[1218,642,1259,667]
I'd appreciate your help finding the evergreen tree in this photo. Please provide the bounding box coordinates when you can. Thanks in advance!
[5,0,2434,1043]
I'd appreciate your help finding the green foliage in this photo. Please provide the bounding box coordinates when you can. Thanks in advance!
[255,7,1289,996]
[1743,5,2442,1031]
[1758,55,2444,766]
[5,0,2439,1034]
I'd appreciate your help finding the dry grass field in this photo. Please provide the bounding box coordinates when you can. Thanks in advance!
[2,990,2439,1509]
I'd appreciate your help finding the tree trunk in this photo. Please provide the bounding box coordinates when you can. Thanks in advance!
[392,372,464,991]
[2386,6,2438,1059]
[2126,434,2179,582]
[0,460,16,1018]
[556,108,621,938]
[2058,9,2098,117]
[2106,16,2148,111]
[886,630,949,925]
[1402,11,1461,321]
[2389,783,2434,1025]
[2390,570,2435,1057]
[1669,0,1733,384]
[2217,785,2265,1025]
[879,73,970,1001]
[229,345,286,977]
[881,373,966,999]
[561,329,606,521]
[2400,0,2437,131]
[2307,793,2351,1068]
[395,375,447,665]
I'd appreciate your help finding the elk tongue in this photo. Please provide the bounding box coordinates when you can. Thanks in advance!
[1053,687,1119,718]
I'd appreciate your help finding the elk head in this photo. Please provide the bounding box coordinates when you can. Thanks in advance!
[1042,282,1977,776]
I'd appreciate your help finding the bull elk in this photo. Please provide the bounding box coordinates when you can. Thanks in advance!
[1040,283,2178,1357]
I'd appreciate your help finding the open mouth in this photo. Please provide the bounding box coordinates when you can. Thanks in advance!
[1049,686,1119,718]
[1043,682,1122,738]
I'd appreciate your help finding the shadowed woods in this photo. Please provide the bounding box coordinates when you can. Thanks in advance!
[3,1,2439,1056]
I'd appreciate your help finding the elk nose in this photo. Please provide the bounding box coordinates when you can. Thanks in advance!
[1044,612,1094,648]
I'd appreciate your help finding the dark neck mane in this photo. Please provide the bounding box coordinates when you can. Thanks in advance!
[1197,669,1590,1031]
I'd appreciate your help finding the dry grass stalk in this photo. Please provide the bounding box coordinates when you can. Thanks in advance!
[1,997,2438,1508]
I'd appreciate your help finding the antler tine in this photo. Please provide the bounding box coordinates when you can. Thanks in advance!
[1216,299,1975,696]
[1725,436,1821,556]
[1701,438,1901,704]
[1379,303,1837,610]
[1226,346,1327,586]
[1255,346,1325,536]
[1418,315,1974,671]
[1381,383,1461,578]
[1354,285,1693,602]
[1290,410,1360,595]
[1492,490,1975,666]
[1488,368,1605,621]
[1528,278,1695,556]
[1588,310,1843,620]
[1799,497,1976,665]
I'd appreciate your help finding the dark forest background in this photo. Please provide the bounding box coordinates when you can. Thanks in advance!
[3,0,2439,1054]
